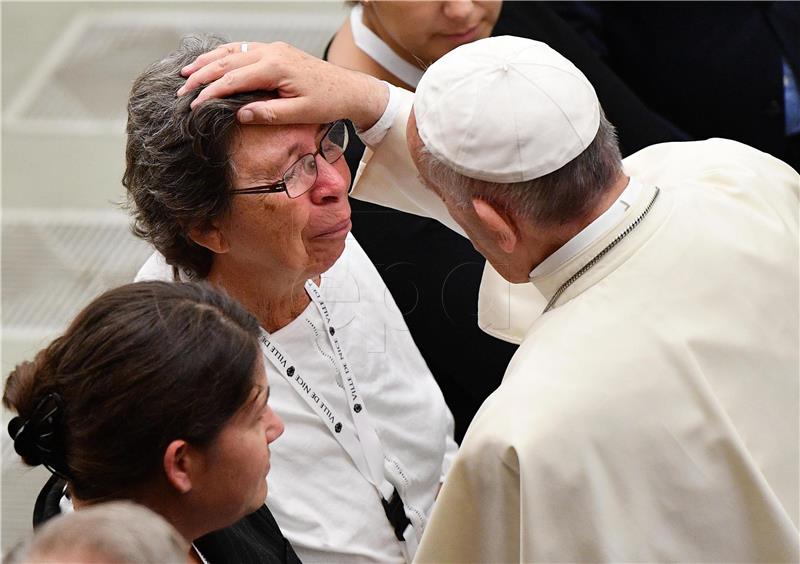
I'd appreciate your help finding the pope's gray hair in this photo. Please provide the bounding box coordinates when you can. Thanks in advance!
[416,110,623,225]
[5,501,188,563]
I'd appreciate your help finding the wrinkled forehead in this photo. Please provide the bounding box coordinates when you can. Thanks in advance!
[229,122,327,179]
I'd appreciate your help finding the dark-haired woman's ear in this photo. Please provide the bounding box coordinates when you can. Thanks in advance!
[163,440,194,494]
[189,222,229,255]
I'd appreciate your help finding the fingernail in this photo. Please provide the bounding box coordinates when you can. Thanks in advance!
[240,109,254,123]
[176,86,186,96]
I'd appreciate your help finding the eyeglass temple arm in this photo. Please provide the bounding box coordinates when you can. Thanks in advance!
[231,184,287,195]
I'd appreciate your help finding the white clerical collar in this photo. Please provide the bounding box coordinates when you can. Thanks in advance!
[350,4,424,88]
[530,177,644,279]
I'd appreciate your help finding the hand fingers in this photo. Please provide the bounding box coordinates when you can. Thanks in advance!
[180,41,268,77]
[237,98,326,126]
[179,42,270,96]
[181,43,241,77]
[180,53,251,97]
[189,64,277,108]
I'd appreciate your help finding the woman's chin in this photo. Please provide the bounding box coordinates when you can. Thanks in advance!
[312,240,348,276]
[252,479,269,511]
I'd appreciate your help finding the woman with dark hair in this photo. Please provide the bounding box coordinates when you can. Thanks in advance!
[125,35,456,563]
[4,281,295,563]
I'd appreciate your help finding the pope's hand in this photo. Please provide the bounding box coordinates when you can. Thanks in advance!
[176,41,388,131]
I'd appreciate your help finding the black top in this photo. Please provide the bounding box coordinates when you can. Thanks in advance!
[548,0,800,170]
[493,1,691,156]
[33,474,302,564]
[194,506,301,564]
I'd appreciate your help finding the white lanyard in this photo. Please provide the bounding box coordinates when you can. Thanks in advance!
[350,4,424,88]
[259,280,390,496]
[259,280,418,558]
[192,544,209,564]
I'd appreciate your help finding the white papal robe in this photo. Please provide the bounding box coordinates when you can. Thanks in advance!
[352,89,800,562]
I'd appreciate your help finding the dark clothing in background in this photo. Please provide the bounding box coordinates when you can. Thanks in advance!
[33,474,302,564]
[548,1,800,170]
[494,1,691,156]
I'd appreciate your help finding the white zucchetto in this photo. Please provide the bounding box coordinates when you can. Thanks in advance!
[414,36,601,183]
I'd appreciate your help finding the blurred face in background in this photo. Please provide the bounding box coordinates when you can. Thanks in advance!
[362,1,502,67]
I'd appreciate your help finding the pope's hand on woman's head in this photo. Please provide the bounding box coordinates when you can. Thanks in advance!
[177,41,389,131]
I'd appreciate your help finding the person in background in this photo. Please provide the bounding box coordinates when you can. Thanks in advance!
[325,0,689,441]
[128,34,456,563]
[4,281,294,563]
[176,34,798,561]
[5,502,188,564]
[549,1,800,171]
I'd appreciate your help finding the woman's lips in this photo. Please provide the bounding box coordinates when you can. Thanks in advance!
[441,23,482,43]
[315,218,352,239]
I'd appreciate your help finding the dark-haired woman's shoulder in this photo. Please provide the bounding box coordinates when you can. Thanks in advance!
[194,505,302,564]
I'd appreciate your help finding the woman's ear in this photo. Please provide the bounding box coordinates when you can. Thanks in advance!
[471,198,519,254]
[163,440,195,494]
[188,222,229,254]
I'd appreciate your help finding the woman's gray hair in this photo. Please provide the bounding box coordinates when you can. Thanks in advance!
[5,501,188,563]
[416,110,624,226]
[123,34,272,277]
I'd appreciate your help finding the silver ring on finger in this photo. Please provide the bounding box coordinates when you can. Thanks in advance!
[240,42,249,53]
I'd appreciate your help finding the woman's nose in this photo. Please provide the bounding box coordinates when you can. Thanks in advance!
[443,1,474,21]
[309,155,350,203]
[267,410,285,444]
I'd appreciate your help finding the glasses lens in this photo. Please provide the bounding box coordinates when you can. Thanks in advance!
[321,121,348,164]
[284,154,318,198]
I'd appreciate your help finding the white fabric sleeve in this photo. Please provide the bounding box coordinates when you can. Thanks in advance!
[356,82,404,148]
[351,88,466,235]
[134,251,192,282]
[134,251,172,282]
[440,412,459,483]
[417,431,521,563]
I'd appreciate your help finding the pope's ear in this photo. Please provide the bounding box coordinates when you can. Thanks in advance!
[471,198,518,254]
[163,439,195,494]
[188,221,229,254]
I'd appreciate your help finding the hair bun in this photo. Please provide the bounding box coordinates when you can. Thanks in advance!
[7,392,71,479]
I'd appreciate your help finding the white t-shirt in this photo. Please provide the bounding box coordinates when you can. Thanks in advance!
[136,235,457,563]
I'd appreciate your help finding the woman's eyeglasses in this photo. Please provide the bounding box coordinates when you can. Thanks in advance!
[230,120,349,199]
